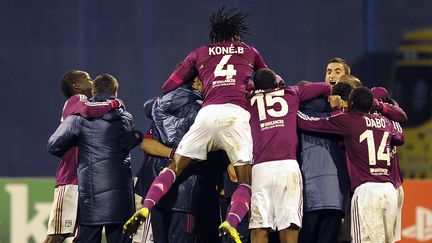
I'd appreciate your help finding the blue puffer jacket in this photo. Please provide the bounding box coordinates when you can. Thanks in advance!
[135,85,220,214]
[298,96,351,213]
[48,93,135,225]
[151,86,201,146]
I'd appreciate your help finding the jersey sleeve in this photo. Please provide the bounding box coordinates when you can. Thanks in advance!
[380,103,408,123]
[144,127,154,139]
[62,94,116,120]
[252,46,268,70]
[162,51,197,94]
[297,111,350,136]
[297,82,331,102]
[388,119,405,146]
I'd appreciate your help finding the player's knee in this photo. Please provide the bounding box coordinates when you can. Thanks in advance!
[169,155,191,176]
[234,164,252,184]
[288,223,300,230]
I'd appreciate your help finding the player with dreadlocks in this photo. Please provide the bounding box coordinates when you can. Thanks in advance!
[123,6,269,243]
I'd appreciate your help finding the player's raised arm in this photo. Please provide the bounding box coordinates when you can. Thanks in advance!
[371,87,407,123]
[252,46,268,70]
[297,82,332,102]
[374,101,408,123]
[162,52,197,94]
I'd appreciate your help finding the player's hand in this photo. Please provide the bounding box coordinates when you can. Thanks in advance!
[372,98,383,113]
[110,98,124,109]
[276,74,285,86]
[328,95,342,109]
[371,87,388,100]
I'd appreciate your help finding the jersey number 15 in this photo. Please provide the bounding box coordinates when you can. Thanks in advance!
[250,90,289,121]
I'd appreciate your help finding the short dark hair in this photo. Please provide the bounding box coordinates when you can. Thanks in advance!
[61,69,87,98]
[93,74,118,95]
[332,82,353,101]
[253,68,278,89]
[328,57,351,75]
[349,86,373,113]
[209,6,250,42]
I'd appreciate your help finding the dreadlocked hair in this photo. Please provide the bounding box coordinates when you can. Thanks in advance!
[209,6,250,43]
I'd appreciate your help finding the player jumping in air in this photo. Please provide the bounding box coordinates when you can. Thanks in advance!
[123,6,268,243]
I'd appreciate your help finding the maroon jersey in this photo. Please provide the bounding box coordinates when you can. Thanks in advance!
[55,94,116,186]
[298,111,405,191]
[390,120,404,188]
[248,82,331,164]
[162,41,267,109]
[379,102,407,123]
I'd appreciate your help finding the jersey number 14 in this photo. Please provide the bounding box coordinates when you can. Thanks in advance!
[359,130,391,166]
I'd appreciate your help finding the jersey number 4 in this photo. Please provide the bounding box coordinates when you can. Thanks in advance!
[214,55,237,79]
[359,130,391,165]
[250,90,288,121]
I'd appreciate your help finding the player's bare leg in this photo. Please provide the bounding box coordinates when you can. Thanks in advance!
[219,163,252,243]
[168,154,193,175]
[279,225,300,243]
[234,164,252,185]
[123,154,192,237]
[251,228,269,243]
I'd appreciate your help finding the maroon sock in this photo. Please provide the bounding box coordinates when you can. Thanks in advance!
[225,183,252,228]
[142,168,176,210]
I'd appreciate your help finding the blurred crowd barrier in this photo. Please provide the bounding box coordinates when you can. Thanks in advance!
[0,178,431,242]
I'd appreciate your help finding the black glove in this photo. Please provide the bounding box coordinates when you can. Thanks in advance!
[121,130,144,151]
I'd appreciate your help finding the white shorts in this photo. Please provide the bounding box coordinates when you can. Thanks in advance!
[46,184,78,235]
[249,160,303,230]
[351,182,399,243]
[176,104,253,166]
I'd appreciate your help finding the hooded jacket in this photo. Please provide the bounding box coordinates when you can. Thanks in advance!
[298,96,351,212]
[48,93,135,225]
[135,85,220,213]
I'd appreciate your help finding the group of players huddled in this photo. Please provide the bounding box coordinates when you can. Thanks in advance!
[45,6,407,243]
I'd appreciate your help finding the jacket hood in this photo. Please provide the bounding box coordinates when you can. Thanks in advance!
[143,97,157,119]
[91,93,122,122]
[299,96,332,117]
[158,85,202,113]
